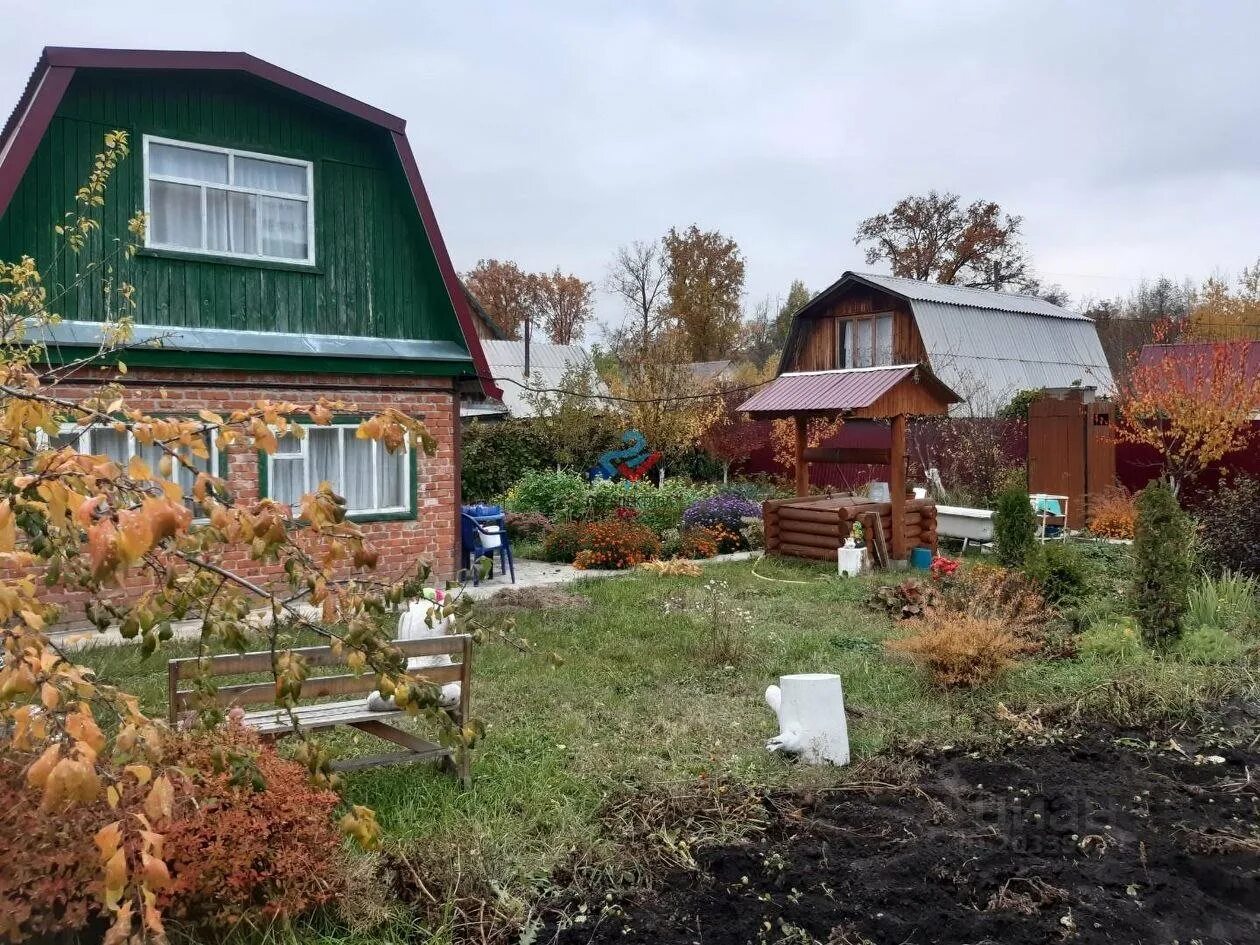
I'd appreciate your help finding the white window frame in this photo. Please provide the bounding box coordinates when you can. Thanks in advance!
[265,424,411,519]
[47,423,220,523]
[142,134,316,266]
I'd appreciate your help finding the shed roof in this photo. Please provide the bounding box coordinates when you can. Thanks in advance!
[0,46,501,399]
[477,340,610,418]
[738,364,960,419]
[784,271,1113,413]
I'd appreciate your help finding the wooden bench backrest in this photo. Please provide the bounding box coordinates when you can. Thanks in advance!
[167,635,472,722]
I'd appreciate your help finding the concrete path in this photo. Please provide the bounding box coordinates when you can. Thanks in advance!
[52,551,759,649]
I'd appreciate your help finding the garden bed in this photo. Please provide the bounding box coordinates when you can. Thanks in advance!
[554,723,1260,944]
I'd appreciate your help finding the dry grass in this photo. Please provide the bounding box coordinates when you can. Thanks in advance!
[639,559,703,577]
[886,613,1031,688]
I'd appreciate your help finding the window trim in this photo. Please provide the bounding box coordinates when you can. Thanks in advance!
[257,420,418,523]
[838,312,896,369]
[46,420,226,523]
[142,134,316,267]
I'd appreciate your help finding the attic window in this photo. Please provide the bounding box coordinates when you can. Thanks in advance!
[838,313,894,368]
[143,136,314,265]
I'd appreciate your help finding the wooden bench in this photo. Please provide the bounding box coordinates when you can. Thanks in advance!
[167,635,473,786]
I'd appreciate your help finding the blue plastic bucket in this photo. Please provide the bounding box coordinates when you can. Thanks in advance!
[909,546,933,570]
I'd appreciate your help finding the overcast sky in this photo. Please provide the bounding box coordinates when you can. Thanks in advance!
[3,1,1259,333]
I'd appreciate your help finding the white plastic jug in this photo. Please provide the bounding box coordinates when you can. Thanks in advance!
[479,526,502,549]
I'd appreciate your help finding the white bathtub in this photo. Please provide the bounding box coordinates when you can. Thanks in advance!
[936,505,995,542]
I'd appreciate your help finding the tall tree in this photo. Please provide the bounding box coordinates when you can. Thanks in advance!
[663,225,746,361]
[854,191,1035,292]
[462,259,533,339]
[737,297,778,369]
[1185,261,1260,341]
[772,279,811,352]
[606,240,669,350]
[530,268,594,345]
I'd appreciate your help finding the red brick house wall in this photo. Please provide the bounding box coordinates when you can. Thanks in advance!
[44,366,461,623]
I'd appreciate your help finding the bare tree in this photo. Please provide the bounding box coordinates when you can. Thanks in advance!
[854,191,1035,292]
[606,240,670,349]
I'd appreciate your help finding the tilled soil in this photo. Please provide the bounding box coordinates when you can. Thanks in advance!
[555,734,1260,945]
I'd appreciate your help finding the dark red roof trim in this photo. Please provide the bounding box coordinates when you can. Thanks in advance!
[0,46,500,400]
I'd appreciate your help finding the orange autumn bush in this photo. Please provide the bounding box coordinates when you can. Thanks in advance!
[571,519,662,570]
[159,726,344,928]
[886,613,1029,688]
[679,525,720,559]
[0,724,342,941]
[1089,487,1137,539]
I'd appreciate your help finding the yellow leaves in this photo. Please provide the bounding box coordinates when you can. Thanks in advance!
[0,499,15,553]
[40,681,60,709]
[126,453,151,481]
[339,804,381,849]
[143,774,174,822]
[140,851,171,891]
[26,744,60,789]
[124,763,152,786]
[42,756,101,809]
[66,709,106,753]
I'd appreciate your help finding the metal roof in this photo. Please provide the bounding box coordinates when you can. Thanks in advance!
[739,364,959,415]
[841,272,1091,320]
[911,301,1113,411]
[478,340,610,418]
[32,320,472,362]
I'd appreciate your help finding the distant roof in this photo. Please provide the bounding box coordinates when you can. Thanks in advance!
[478,340,609,418]
[783,271,1113,413]
[683,360,735,383]
[739,364,961,418]
[1137,341,1260,380]
[0,46,501,399]
[460,283,509,341]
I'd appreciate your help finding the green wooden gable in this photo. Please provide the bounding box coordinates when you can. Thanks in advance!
[0,54,490,382]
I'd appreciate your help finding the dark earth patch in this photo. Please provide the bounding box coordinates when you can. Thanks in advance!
[553,734,1260,945]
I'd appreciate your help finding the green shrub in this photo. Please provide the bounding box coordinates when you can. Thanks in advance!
[1195,475,1260,578]
[1024,542,1089,604]
[1169,625,1249,664]
[1131,481,1193,647]
[1186,570,1259,635]
[993,485,1036,568]
[1079,618,1146,663]
[542,521,584,562]
[505,469,591,521]
[460,419,550,502]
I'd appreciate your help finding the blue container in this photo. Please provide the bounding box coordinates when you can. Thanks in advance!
[909,546,933,570]
[463,503,503,518]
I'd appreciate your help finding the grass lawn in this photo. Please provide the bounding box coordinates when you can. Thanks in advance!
[74,550,1255,943]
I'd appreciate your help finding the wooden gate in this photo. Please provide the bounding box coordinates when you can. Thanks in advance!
[1027,389,1115,529]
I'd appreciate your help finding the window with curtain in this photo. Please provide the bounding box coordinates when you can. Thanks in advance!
[838,313,896,368]
[265,424,410,518]
[144,136,314,264]
[48,424,217,519]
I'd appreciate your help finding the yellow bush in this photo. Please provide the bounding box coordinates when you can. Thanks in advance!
[886,614,1030,688]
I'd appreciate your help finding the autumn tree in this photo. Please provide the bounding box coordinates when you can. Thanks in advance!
[773,279,811,352]
[0,133,500,940]
[522,360,617,468]
[529,268,594,345]
[1114,328,1260,494]
[700,362,776,482]
[607,335,722,482]
[663,225,746,361]
[463,259,533,339]
[606,240,670,352]
[737,298,778,370]
[854,191,1036,292]
[1184,261,1260,341]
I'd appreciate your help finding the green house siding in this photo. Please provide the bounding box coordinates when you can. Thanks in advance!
[0,70,466,349]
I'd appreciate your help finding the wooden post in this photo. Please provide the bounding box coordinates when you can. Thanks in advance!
[794,415,809,497]
[889,412,907,561]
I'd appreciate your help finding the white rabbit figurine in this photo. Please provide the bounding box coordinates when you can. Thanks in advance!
[764,673,850,766]
[367,595,461,712]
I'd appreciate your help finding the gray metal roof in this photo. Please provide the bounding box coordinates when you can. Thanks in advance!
[478,340,609,418]
[32,320,473,362]
[844,272,1090,320]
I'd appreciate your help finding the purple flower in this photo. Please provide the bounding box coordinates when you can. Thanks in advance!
[682,493,762,532]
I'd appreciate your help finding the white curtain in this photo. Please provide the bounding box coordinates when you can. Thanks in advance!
[381,447,405,509]
[235,156,306,195]
[875,315,894,365]
[848,319,873,368]
[90,428,129,467]
[258,196,307,259]
[308,428,340,491]
[343,437,375,511]
[150,180,202,249]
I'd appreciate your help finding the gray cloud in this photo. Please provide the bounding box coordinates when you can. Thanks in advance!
[2,0,1258,331]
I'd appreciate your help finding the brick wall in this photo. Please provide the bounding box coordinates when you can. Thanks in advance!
[44,366,461,622]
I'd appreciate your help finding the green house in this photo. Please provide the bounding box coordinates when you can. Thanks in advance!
[0,47,500,580]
